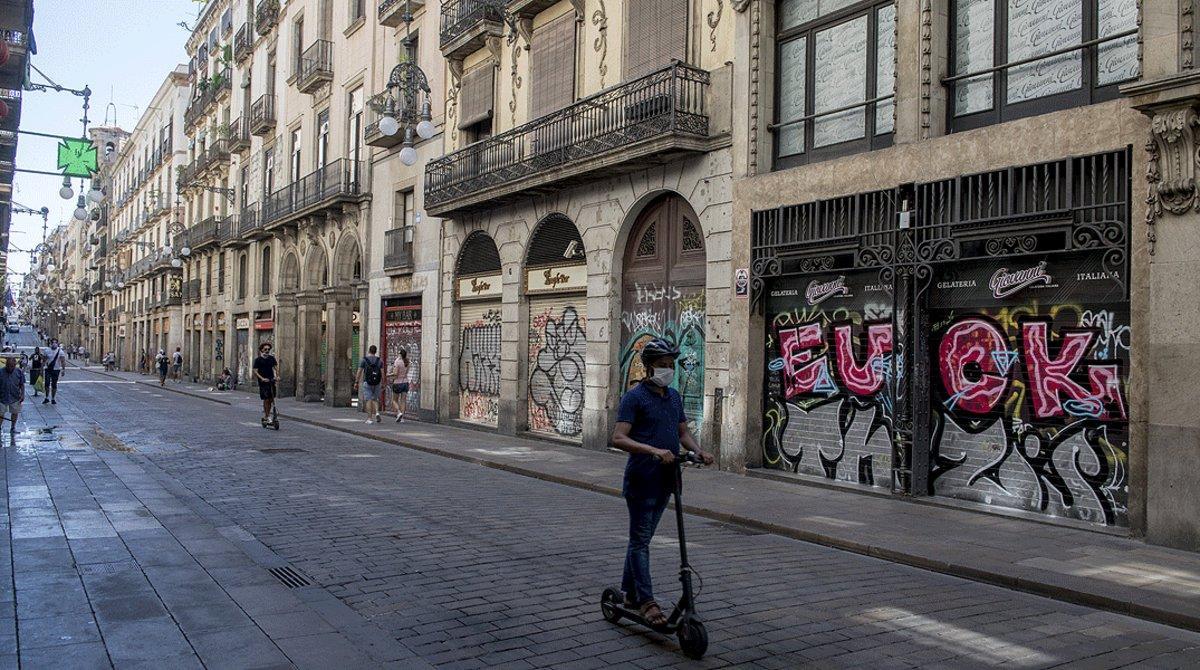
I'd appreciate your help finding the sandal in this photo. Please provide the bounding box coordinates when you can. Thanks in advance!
[639,599,668,627]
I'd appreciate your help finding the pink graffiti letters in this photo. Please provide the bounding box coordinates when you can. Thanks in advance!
[1021,321,1127,421]
[778,321,893,400]
[938,318,1010,415]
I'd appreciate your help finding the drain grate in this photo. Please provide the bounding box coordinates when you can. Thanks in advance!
[258,448,307,454]
[78,560,139,575]
[268,566,312,588]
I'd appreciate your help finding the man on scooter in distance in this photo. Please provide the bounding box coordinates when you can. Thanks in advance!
[611,338,713,628]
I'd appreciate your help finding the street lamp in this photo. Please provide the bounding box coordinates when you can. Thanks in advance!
[87,182,104,204]
[73,195,89,221]
[376,1,434,167]
[59,176,74,200]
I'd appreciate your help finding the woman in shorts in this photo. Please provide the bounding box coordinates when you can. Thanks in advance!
[389,348,411,423]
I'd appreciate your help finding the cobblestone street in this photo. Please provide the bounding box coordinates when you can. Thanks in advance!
[0,367,1195,668]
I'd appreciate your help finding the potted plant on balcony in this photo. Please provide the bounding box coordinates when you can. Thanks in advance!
[216,122,233,140]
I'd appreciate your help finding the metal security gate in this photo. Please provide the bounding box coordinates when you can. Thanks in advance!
[383,302,422,420]
[458,299,502,426]
[235,328,249,385]
[752,148,1131,528]
[527,295,586,440]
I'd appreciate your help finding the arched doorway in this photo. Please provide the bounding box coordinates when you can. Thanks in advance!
[455,231,503,426]
[620,194,707,432]
[332,234,364,368]
[524,214,587,440]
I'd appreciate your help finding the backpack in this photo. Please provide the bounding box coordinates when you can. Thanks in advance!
[363,357,382,386]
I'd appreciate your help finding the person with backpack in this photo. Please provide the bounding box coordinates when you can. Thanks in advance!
[155,349,169,386]
[171,347,184,382]
[356,344,384,424]
[43,339,66,405]
[28,346,44,398]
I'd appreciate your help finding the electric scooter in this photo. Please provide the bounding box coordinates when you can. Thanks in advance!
[601,452,708,659]
[260,381,280,430]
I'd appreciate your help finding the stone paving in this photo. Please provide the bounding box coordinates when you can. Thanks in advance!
[2,367,1196,668]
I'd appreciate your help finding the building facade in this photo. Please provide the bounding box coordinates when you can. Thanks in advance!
[57,1,1200,552]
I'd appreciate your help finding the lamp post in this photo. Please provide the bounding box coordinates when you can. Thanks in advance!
[375,0,435,166]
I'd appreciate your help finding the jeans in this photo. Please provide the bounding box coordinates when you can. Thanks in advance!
[45,369,60,398]
[622,492,670,605]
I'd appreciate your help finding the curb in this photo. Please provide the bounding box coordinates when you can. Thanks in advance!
[92,369,1200,634]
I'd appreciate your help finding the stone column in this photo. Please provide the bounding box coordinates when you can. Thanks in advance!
[275,293,298,397]
[295,290,325,402]
[323,286,355,408]
[199,314,210,383]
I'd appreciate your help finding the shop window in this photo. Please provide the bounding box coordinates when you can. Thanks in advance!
[773,0,895,170]
[947,0,1138,133]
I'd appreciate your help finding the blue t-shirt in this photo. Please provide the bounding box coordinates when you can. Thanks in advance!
[0,367,24,405]
[617,381,687,497]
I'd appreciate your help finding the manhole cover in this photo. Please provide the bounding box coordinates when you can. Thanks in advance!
[78,560,138,575]
[258,448,307,454]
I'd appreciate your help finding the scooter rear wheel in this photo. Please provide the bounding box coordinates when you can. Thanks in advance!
[600,587,623,623]
[677,619,708,660]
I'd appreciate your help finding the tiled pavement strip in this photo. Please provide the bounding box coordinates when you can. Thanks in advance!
[0,366,1196,668]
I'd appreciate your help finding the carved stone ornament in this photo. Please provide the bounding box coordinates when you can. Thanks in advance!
[1149,107,1199,215]
[731,0,751,11]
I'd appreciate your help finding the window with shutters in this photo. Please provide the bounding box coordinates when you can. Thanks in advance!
[260,245,272,296]
[218,253,227,294]
[458,64,496,143]
[623,0,688,80]
[237,253,248,300]
[773,0,895,170]
[530,12,577,119]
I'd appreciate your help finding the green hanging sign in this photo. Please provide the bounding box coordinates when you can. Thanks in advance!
[56,137,98,178]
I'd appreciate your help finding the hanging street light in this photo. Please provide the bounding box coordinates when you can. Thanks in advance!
[73,194,89,220]
[59,175,74,200]
[376,0,434,167]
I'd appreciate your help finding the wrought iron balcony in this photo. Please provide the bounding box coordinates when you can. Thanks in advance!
[1,30,30,90]
[234,24,253,64]
[227,116,251,154]
[255,0,280,36]
[364,93,405,149]
[217,215,239,244]
[238,205,265,239]
[425,63,712,216]
[250,94,277,136]
[379,0,424,27]
[440,0,504,61]
[383,227,414,273]
[296,40,333,93]
[263,158,363,227]
[189,216,220,250]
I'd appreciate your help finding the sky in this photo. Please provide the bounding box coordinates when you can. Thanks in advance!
[9,0,203,285]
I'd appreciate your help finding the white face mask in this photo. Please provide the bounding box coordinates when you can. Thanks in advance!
[648,366,675,387]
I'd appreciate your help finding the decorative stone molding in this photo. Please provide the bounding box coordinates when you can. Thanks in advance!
[919,0,933,140]
[507,25,523,127]
[1185,0,1195,70]
[748,0,760,174]
[731,0,750,11]
[592,1,608,87]
[707,1,723,52]
[1145,106,1200,255]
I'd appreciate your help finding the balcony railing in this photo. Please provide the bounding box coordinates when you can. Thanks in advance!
[383,227,414,272]
[184,68,232,128]
[263,158,362,226]
[234,24,253,63]
[440,0,505,56]
[217,215,239,243]
[190,217,220,250]
[255,0,280,36]
[238,205,263,237]
[296,40,333,93]
[203,139,231,174]
[379,0,424,27]
[250,94,277,136]
[425,62,711,215]
[228,116,251,153]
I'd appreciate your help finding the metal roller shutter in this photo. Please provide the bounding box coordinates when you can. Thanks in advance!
[458,300,502,425]
[527,295,587,440]
[383,305,422,420]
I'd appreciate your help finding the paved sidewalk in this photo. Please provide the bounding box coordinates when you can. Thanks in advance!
[2,392,430,669]
[101,366,1200,635]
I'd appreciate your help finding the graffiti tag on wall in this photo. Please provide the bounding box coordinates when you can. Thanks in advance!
[528,305,586,438]
[620,283,705,434]
[459,308,501,424]
[762,272,897,488]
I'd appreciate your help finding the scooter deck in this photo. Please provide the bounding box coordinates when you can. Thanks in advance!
[608,602,680,633]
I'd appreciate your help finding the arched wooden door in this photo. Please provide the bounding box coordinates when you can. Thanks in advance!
[620,194,707,432]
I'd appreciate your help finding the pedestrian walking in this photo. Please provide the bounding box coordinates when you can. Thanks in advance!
[0,355,24,436]
[610,338,713,627]
[389,347,411,423]
[356,345,384,424]
[28,346,43,398]
[155,349,169,386]
[42,339,65,405]
[252,343,278,425]
[172,347,183,382]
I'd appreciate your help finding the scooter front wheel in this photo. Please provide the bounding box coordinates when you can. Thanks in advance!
[600,587,623,623]
[677,619,708,660]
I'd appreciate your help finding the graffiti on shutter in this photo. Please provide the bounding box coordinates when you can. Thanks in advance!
[384,304,422,417]
[528,297,586,439]
[459,301,502,425]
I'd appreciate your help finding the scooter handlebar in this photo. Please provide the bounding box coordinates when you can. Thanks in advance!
[680,451,704,465]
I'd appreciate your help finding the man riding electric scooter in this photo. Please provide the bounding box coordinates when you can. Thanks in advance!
[607,338,713,655]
